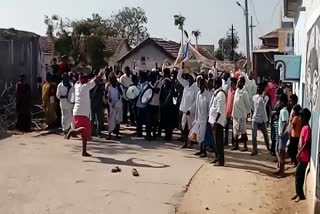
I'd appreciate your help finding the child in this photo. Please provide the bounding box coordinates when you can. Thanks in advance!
[274,94,289,178]
[288,104,302,166]
[270,89,283,156]
[291,108,312,202]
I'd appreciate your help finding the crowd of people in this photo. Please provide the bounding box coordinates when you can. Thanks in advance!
[15,58,312,203]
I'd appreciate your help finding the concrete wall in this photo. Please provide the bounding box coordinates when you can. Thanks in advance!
[120,43,174,71]
[0,32,40,96]
[293,0,320,212]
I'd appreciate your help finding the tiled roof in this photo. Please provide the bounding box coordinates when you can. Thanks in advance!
[39,36,53,56]
[196,46,217,60]
[104,38,129,56]
[118,37,180,62]
[259,29,279,40]
[151,38,180,58]
[118,37,216,63]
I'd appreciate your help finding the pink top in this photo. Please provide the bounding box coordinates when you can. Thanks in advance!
[226,88,235,118]
[298,125,311,163]
[265,82,276,106]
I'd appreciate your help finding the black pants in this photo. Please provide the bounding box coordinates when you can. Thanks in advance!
[122,98,135,124]
[214,124,224,164]
[159,106,174,140]
[91,106,104,136]
[288,137,299,165]
[224,117,234,146]
[295,161,308,197]
[146,105,159,138]
[16,112,31,132]
[136,107,146,137]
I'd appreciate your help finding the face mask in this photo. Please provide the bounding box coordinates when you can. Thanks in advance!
[79,76,88,84]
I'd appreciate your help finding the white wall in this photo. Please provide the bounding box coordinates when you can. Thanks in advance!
[120,43,173,71]
[295,0,320,212]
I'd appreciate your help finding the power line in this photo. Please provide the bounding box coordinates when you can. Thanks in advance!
[249,0,260,25]
[271,0,282,22]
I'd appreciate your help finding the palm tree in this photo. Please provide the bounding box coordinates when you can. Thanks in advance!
[44,15,59,57]
[192,30,201,50]
[174,14,186,45]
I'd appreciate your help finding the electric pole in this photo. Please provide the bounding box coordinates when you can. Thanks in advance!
[249,16,256,54]
[245,0,251,72]
[229,25,235,61]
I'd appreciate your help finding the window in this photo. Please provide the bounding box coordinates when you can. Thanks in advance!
[141,56,146,65]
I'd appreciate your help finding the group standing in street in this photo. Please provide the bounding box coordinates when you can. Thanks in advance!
[15,57,313,203]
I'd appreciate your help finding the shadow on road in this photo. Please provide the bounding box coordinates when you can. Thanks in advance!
[84,157,170,168]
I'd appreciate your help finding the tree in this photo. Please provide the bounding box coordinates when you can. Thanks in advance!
[44,14,109,67]
[174,14,186,45]
[44,15,60,57]
[108,7,149,46]
[214,31,241,61]
[192,30,201,49]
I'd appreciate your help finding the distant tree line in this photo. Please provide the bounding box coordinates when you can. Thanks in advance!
[44,7,149,69]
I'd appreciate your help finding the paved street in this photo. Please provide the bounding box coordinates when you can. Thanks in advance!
[0,128,204,214]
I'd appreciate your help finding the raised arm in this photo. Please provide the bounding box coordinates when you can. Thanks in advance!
[177,70,189,88]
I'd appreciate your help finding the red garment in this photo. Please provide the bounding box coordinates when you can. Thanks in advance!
[265,82,276,106]
[73,115,92,138]
[58,61,68,75]
[226,88,235,118]
[298,125,311,163]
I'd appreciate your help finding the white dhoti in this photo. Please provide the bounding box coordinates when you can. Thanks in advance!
[108,100,123,132]
[181,112,195,130]
[189,120,207,143]
[190,90,211,143]
[61,106,73,132]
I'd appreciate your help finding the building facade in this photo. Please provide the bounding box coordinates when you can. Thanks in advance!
[283,0,320,212]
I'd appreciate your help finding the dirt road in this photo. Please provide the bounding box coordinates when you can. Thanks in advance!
[177,135,311,214]
[0,130,203,214]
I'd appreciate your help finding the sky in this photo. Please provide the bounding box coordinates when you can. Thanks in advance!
[0,0,282,52]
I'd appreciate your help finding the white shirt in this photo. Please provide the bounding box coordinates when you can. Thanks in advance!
[108,85,121,107]
[232,88,251,119]
[177,72,199,113]
[148,81,161,106]
[73,79,96,117]
[120,74,133,88]
[56,82,74,109]
[209,88,227,126]
[195,90,211,123]
[252,94,268,123]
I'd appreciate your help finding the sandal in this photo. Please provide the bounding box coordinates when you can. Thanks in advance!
[132,168,139,177]
[111,166,121,173]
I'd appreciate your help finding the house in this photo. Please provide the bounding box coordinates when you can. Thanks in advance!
[252,29,284,83]
[0,28,40,94]
[117,37,180,71]
[104,38,131,71]
[117,37,217,71]
[282,0,320,212]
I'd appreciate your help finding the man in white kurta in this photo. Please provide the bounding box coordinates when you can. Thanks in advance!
[232,76,251,151]
[107,76,123,139]
[177,70,199,148]
[56,73,74,134]
[192,78,211,157]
